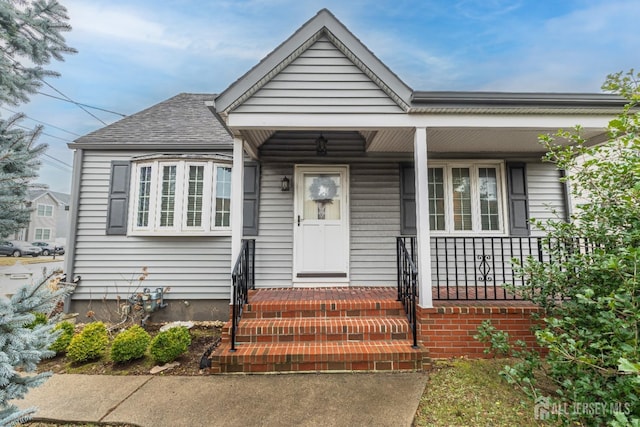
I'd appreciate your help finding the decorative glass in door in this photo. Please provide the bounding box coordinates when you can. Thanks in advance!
[303,174,341,220]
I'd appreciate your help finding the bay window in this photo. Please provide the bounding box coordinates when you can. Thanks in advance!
[428,162,505,234]
[130,159,231,234]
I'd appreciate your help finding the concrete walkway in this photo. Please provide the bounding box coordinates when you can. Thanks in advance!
[17,372,428,427]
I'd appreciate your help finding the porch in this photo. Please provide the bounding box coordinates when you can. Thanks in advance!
[207,237,543,373]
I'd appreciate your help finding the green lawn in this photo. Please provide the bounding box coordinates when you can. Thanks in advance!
[415,358,550,427]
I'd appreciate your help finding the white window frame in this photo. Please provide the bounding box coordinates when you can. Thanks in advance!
[35,228,52,240]
[428,160,507,236]
[37,204,54,217]
[129,159,232,236]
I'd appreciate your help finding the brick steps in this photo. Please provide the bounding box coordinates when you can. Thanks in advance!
[229,317,410,344]
[211,341,425,373]
[209,287,429,374]
[243,301,404,319]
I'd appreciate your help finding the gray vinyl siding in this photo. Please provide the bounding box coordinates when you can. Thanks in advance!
[350,163,400,285]
[527,162,566,235]
[253,164,294,286]
[72,150,232,301]
[253,162,400,287]
[235,36,403,114]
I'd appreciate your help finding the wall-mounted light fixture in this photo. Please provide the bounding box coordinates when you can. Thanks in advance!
[281,176,290,192]
[316,133,327,156]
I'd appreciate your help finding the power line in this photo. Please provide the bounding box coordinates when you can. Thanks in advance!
[5,54,110,126]
[42,158,72,173]
[0,106,81,137]
[43,153,72,168]
[40,80,108,126]
[14,123,74,143]
[37,92,127,117]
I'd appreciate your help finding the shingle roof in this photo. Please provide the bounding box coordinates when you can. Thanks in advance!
[72,93,232,147]
[28,190,70,205]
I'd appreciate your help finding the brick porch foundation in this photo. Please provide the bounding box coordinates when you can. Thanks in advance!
[418,301,544,359]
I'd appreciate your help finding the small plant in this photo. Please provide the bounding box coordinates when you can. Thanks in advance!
[66,322,109,363]
[49,321,75,354]
[149,326,191,364]
[110,325,151,363]
[474,320,542,399]
[25,312,48,329]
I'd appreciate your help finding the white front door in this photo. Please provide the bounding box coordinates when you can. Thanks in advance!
[294,165,349,283]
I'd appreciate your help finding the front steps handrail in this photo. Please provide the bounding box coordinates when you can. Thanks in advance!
[396,237,419,349]
[230,239,255,352]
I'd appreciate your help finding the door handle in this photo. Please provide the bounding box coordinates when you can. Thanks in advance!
[297,215,301,226]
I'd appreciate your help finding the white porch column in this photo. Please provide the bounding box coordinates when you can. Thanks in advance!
[230,137,245,271]
[413,127,433,308]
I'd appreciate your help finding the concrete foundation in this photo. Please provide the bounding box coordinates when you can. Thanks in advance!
[68,299,230,323]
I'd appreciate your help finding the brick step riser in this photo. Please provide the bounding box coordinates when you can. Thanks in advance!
[209,359,422,374]
[243,308,405,319]
[234,331,409,343]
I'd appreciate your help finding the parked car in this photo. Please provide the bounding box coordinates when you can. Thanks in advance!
[31,241,65,256]
[0,241,42,257]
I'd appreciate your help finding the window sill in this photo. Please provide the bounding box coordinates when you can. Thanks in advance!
[127,230,231,237]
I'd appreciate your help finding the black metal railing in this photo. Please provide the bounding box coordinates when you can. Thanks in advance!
[396,237,419,349]
[230,239,255,352]
[430,236,545,300]
[396,235,567,301]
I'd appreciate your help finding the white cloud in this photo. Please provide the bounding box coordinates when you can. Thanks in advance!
[455,0,523,20]
[65,1,188,48]
[471,0,640,91]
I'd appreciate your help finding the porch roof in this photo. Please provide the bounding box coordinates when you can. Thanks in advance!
[409,91,626,114]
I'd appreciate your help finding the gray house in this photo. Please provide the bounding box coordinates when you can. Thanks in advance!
[15,189,70,246]
[66,10,623,370]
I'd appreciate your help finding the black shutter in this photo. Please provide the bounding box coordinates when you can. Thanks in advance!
[506,162,530,236]
[106,161,131,235]
[400,164,416,235]
[243,163,260,236]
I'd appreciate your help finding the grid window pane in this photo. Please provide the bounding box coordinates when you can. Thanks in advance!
[137,166,152,227]
[35,228,50,240]
[451,168,472,231]
[186,165,205,227]
[37,205,53,217]
[478,167,500,230]
[160,165,177,227]
[428,168,445,230]
[215,167,231,227]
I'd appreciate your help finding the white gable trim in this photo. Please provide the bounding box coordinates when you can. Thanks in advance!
[216,9,413,115]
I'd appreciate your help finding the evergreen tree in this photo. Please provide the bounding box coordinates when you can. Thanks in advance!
[0,275,71,426]
[0,0,76,237]
[0,1,75,424]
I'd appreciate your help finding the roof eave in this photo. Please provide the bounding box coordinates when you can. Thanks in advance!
[67,142,233,150]
[410,91,627,111]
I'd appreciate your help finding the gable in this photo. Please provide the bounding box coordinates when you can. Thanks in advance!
[216,9,412,115]
[234,36,404,115]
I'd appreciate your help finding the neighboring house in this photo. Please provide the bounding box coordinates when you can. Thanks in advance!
[65,10,624,369]
[14,189,70,246]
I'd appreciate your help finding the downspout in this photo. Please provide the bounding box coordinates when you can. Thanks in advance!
[63,148,83,312]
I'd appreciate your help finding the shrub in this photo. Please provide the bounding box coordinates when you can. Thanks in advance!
[25,312,48,329]
[474,70,640,426]
[110,325,151,363]
[149,326,191,364]
[66,322,109,363]
[49,321,75,354]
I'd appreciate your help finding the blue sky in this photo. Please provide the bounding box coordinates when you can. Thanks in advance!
[11,0,640,193]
